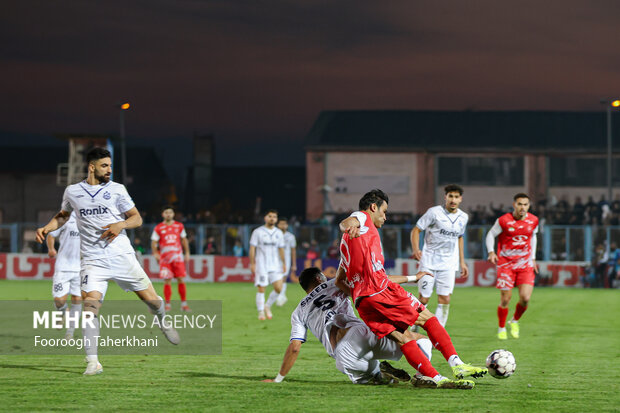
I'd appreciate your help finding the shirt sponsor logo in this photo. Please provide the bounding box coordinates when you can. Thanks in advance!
[511,235,529,246]
[69,231,80,237]
[439,229,460,237]
[79,206,109,216]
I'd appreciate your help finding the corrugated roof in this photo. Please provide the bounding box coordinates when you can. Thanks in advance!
[305,110,620,153]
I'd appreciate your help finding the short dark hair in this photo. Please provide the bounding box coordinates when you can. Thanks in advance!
[277,217,288,224]
[444,184,463,195]
[86,147,111,164]
[514,193,530,201]
[264,209,278,216]
[299,267,322,291]
[359,189,389,211]
[162,205,175,213]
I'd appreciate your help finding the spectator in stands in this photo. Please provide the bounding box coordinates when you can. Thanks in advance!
[326,239,340,259]
[306,240,320,260]
[204,236,218,255]
[607,242,620,288]
[233,239,244,257]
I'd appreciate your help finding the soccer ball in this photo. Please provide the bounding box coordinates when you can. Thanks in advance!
[486,349,516,379]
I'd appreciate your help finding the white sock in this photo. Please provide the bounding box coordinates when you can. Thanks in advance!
[266,291,279,308]
[498,327,507,333]
[152,295,166,323]
[55,302,68,312]
[436,304,450,327]
[433,374,447,382]
[66,303,82,335]
[416,338,433,361]
[256,292,265,311]
[83,312,99,362]
[181,301,187,306]
[280,282,287,296]
[448,354,463,367]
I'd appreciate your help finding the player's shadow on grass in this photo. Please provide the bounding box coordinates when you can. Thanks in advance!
[180,371,342,384]
[0,363,82,375]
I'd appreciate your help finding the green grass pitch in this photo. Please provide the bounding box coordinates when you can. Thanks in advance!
[0,280,618,412]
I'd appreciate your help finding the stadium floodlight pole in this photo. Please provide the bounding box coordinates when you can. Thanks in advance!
[601,99,620,204]
[118,102,131,185]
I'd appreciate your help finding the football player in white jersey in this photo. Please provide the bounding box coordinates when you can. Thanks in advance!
[36,147,179,375]
[262,267,436,385]
[46,211,82,340]
[275,217,297,307]
[250,209,286,320]
[410,184,469,327]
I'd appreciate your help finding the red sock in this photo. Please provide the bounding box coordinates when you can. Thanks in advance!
[423,316,457,362]
[513,303,527,321]
[400,340,439,378]
[178,283,187,302]
[498,306,508,328]
[164,284,172,303]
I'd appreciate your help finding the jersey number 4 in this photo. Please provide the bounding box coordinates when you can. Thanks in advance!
[313,294,335,311]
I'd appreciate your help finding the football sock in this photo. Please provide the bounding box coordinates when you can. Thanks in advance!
[266,291,279,308]
[423,316,458,361]
[66,303,82,335]
[448,354,464,367]
[280,282,287,296]
[435,304,450,327]
[55,302,68,312]
[152,295,166,323]
[164,284,172,303]
[401,340,439,378]
[417,338,433,361]
[512,303,527,321]
[178,283,187,302]
[256,292,265,311]
[83,312,99,361]
[497,306,509,328]
[433,374,448,382]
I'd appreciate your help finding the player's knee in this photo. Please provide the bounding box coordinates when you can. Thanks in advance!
[82,301,100,316]
[54,297,66,308]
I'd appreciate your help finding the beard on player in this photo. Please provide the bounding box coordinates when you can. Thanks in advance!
[94,169,111,184]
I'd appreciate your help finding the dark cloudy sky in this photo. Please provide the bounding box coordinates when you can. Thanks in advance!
[2,0,619,165]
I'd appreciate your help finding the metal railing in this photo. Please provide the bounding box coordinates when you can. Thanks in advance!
[2,223,619,262]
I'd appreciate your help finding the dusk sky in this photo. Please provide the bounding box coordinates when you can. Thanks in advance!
[2,0,619,165]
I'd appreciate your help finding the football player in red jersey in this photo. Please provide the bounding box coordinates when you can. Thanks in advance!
[486,193,539,340]
[337,189,487,389]
[151,206,191,312]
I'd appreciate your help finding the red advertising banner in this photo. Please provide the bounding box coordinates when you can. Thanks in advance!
[0,254,586,287]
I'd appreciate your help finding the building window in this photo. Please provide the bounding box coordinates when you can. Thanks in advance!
[549,157,620,187]
[438,157,524,186]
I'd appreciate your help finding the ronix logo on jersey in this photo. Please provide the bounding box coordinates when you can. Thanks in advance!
[439,229,460,237]
[79,206,109,217]
[511,235,529,246]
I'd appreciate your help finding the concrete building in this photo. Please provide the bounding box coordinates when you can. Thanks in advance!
[305,110,620,219]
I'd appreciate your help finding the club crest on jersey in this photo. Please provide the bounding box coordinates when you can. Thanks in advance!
[79,206,109,216]
[103,191,111,200]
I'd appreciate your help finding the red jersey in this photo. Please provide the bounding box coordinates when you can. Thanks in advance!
[151,221,187,264]
[339,211,389,302]
[495,212,539,270]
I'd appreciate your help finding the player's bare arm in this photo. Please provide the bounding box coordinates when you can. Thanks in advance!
[388,271,432,284]
[46,234,57,258]
[458,237,469,278]
[101,207,143,242]
[261,339,302,383]
[279,247,286,274]
[182,237,190,261]
[410,226,423,260]
[151,240,160,262]
[249,245,256,274]
[35,210,71,243]
[339,216,361,238]
[334,266,351,296]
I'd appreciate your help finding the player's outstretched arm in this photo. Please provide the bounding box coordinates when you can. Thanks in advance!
[335,266,351,296]
[35,210,70,244]
[388,271,432,284]
[262,340,302,383]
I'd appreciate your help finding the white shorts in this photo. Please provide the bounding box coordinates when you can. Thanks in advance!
[81,253,152,297]
[417,268,457,298]
[334,323,402,384]
[52,271,81,298]
[254,271,283,287]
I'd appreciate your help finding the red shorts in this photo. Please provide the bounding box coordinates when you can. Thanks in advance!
[496,267,535,290]
[355,282,426,339]
[160,261,186,279]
